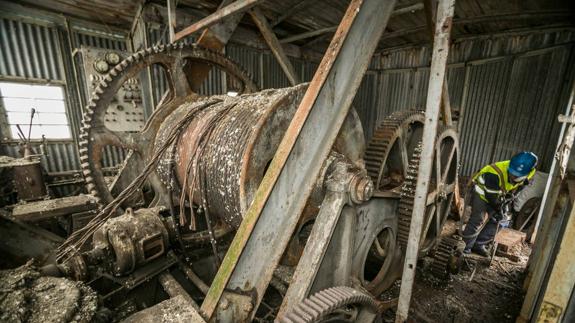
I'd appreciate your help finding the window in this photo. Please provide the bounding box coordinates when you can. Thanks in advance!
[0,82,71,139]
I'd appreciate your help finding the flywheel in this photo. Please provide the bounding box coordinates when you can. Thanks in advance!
[78,42,257,206]
[280,286,379,323]
[397,127,459,256]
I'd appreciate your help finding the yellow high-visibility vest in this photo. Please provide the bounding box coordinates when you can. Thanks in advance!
[472,160,536,202]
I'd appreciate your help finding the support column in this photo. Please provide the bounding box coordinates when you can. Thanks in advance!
[395,0,455,322]
[424,0,453,127]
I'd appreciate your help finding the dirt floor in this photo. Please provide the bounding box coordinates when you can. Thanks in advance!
[381,225,531,323]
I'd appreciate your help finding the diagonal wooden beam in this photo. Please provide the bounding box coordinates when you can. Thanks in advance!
[187,0,250,91]
[276,3,426,45]
[250,7,300,85]
[174,0,264,41]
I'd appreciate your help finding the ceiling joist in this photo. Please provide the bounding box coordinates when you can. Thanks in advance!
[174,0,263,41]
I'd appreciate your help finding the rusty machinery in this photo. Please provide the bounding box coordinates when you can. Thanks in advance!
[42,41,461,322]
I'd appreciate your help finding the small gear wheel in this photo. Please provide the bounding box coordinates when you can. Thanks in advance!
[429,235,466,280]
[280,286,379,323]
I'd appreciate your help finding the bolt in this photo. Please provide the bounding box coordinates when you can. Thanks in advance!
[220,297,229,310]
[350,175,374,204]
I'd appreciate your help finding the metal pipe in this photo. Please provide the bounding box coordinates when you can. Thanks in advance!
[395,0,455,321]
[158,272,200,311]
[179,263,210,295]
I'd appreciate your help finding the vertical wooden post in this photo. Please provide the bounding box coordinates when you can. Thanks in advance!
[395,0,455,321]
[167,0,176,43]
[424,0,453,127]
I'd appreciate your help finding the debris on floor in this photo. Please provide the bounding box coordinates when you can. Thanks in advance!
[381,240,531,323]
[0,262,106,323]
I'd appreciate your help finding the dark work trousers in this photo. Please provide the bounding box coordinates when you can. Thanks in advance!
[462,191,499,250]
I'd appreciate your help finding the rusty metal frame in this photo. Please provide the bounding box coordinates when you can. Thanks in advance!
[199,0,397,320]
[395,0,455,321]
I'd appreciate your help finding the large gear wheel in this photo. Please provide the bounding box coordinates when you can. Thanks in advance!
[78,42,257,205]
[397,127,459,256]
[364,110,425,192]
[280,286,379,323]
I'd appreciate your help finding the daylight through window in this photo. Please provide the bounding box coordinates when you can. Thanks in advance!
[0,82,70,139]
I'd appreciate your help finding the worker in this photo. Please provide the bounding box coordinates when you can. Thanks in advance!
[462,151,538,256]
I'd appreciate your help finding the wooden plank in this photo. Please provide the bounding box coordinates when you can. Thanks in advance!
[395,0,455,321]
[11,195,98,222]
[249,7,300,85]
[279,26,338,44]
[534,204,575,322]
[269,0,316,27]
[167,0,177,43]
[424,0,453,126]
[174,0,263,41]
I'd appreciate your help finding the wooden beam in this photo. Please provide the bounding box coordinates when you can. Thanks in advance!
[279,26,338,44]
[11,195,98,222]
[393,2,424,16]
[277,3,426,44]
[249,7,300,85]
[270,0,316,27]
[395,0,455,321]
[174,0,263,41]
[381,10,573,40]
[167,0,177,43]
[424,0,452,126]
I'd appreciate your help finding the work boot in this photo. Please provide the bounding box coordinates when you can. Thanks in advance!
[472,244,490,257]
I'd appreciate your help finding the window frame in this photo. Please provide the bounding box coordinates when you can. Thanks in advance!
[0,79,73,142]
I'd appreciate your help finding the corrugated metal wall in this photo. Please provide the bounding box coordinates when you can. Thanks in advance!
[365,30,575,176]
[0,18,63,81]
[1,12,574,196]
[0,16,129,195]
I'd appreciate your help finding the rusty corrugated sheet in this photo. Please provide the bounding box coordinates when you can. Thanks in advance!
[0,18,63,80]
[366,30,575,176]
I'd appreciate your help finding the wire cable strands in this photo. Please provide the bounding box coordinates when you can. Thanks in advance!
[78,41,257,206]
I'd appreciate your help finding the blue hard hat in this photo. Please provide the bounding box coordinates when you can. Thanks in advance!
[509,151,538,177]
